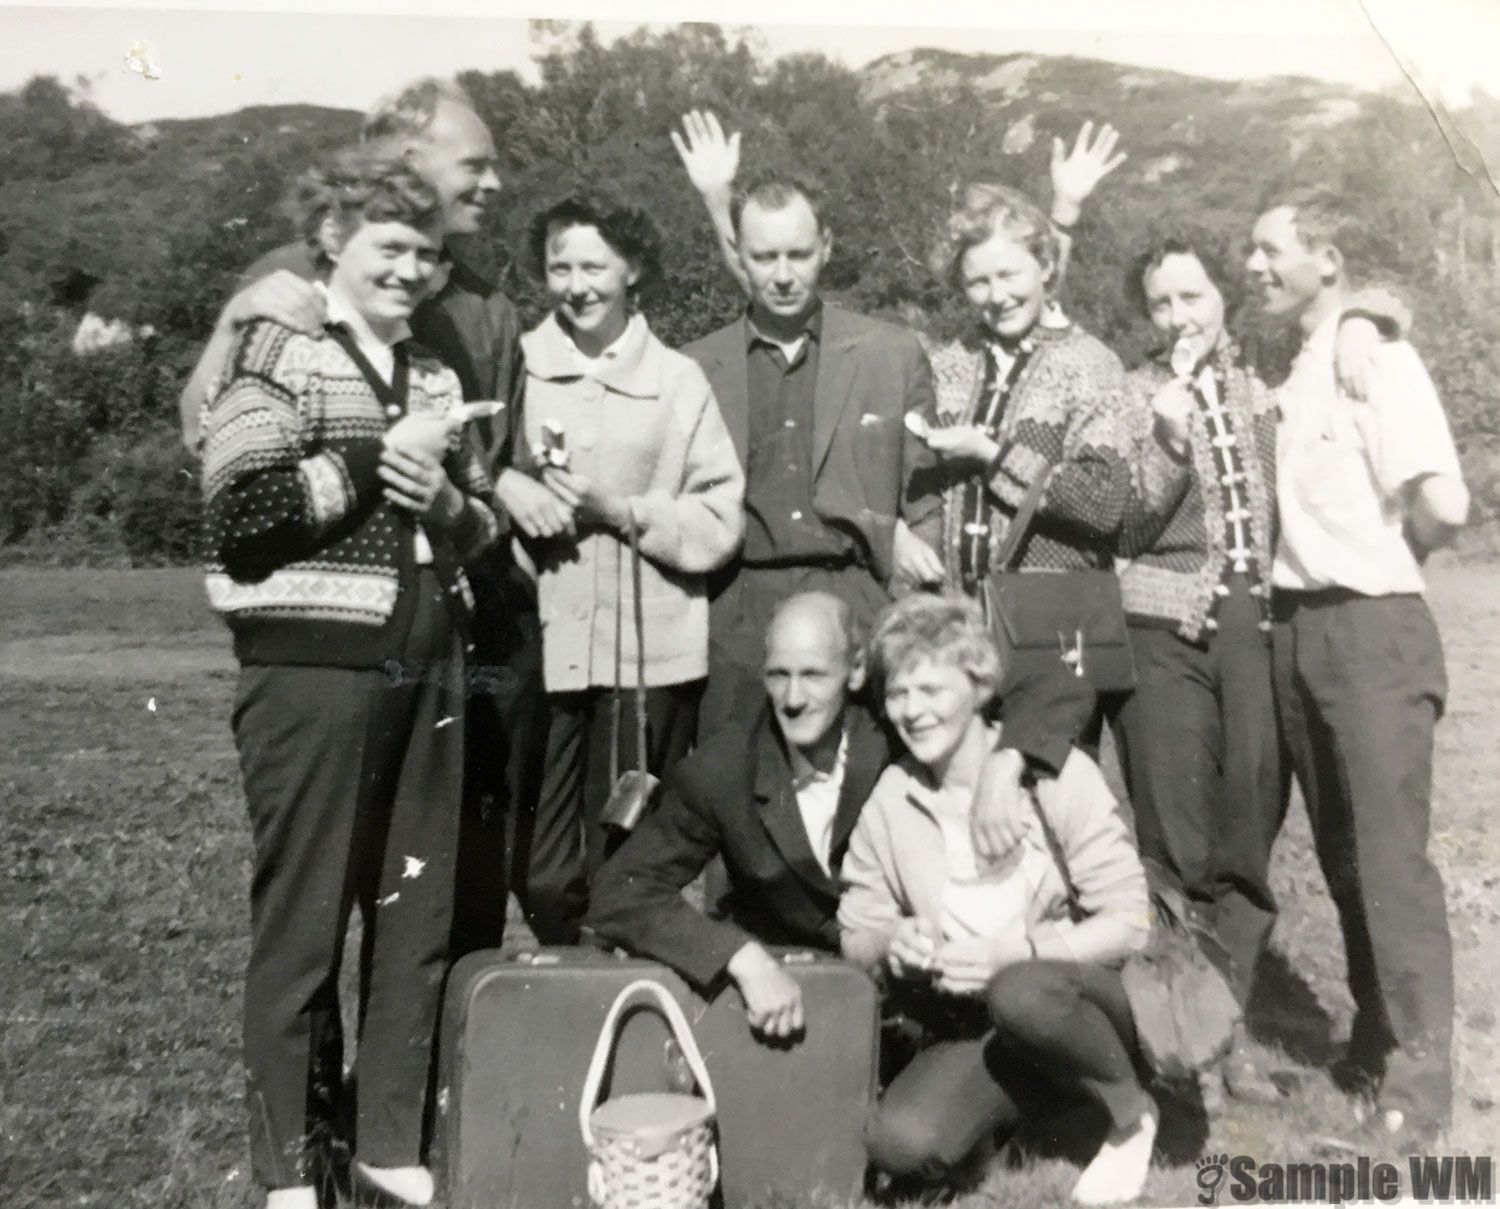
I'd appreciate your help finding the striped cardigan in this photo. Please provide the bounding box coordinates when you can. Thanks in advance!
[201,319,499,667]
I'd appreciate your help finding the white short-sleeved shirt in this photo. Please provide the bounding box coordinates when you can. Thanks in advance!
[1273,312,1463,595]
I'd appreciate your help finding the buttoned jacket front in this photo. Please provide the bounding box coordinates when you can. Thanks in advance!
[519,313,745,691]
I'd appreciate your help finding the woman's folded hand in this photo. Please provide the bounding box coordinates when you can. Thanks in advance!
[934,932,1033,996]
[887,917,939,982]
[540,467,630,533]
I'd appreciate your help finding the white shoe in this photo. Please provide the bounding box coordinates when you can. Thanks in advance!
[354,1162,435,1206]
[1072,1101,1160,1205]
[265,1188,318,1209]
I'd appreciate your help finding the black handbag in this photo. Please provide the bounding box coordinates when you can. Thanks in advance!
[978,464,1136,694]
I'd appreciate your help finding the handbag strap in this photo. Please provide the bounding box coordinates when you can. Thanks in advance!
[609,538,624,788]
[1025,788,1086,923]
[991,460,1057,573]
[578,978,718,1149]
[628,506,647,777]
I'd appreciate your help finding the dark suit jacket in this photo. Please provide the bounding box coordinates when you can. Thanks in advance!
[682,305,942,588]
[585,703,893,990]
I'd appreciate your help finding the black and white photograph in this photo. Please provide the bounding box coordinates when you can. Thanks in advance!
[2,1,1497,1206]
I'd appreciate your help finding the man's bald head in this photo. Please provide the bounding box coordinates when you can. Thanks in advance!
[765,592,861,668]
[763,592,866,761]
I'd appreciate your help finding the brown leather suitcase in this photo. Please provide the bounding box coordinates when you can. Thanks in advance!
[433,946,879,1208]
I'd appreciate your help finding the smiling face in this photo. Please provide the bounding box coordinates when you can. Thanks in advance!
[882,655,988,778]
[404,100,501,237]
[1245,205,1333,322]
[1142,251,1227,366]
[959,228,1052,343]
[543,221,638,351]
[327,218,443,331]
[736,195,831,326]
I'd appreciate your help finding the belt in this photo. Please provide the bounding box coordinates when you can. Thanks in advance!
[740,552,859,572]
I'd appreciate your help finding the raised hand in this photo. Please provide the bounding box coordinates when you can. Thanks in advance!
[1049,121,1128,228]
[670,109,741,206]
[1151,378,1196,458]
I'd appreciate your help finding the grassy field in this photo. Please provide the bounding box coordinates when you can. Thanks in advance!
[2,564,1496,1209]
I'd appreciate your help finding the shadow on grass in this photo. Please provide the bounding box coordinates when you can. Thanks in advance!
[1245,948,1342,1070]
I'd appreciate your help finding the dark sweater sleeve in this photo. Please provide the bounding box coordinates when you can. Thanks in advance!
[585,774,755,992]
[996,658,1096,773]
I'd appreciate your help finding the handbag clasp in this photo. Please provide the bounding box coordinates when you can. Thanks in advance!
[1059,629,1085,678]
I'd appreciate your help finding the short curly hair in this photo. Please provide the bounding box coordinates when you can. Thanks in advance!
[527,191,663,297]
[869,593,1002,703]
[289,146,444,252]
[1125,231,1242,319]
[930,182,1059,293]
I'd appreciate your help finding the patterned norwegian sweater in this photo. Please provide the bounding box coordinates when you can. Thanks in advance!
[918,323,1132,580]
[201,319,499,668]
[1117,347,1278,643]
[1116,289,1412,643]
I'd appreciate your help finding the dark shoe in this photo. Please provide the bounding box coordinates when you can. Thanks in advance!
[1330,1043,1385,1101]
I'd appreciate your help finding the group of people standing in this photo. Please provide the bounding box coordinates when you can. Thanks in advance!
[186,74,1469,1209]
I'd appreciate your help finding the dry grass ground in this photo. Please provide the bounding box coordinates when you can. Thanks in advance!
[1,563,1496,1209]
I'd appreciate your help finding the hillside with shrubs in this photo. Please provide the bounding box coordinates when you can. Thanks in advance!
[2,23,1497,565]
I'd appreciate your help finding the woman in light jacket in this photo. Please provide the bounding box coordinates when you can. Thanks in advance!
[516,192,744,943]
[840,593,1153,1204]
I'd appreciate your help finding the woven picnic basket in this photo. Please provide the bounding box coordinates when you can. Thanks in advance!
[580,979,719,1209]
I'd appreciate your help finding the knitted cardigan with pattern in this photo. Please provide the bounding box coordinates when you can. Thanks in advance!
[201,319,499,668]
[1117,347,1277,643]
[919,323,1132,578]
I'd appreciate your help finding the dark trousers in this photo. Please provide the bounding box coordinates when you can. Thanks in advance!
[1112,578,1282,1003]
[233,572,464,1189]
[1273,589,1453,1125]
[867,960,1148,1182]
[452,558,548,956]
[520,679,702,943]
[701,560,889,741]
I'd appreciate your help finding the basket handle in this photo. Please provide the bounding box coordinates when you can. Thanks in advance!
[578,979,717,1151]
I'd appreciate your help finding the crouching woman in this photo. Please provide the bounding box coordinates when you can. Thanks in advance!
[839,594,1156,1204]
[200,150,499,1209]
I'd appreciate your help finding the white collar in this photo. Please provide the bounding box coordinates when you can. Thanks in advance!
[788,728,848,791]
[320,282,412,353]
[563,312,641,367]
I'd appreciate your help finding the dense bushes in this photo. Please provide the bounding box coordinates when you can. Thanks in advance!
[0,304,199,565]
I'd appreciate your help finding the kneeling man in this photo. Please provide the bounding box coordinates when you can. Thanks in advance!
[585,591,1079,1038]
